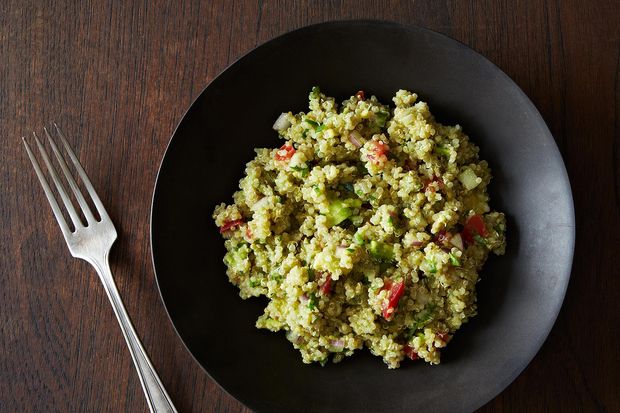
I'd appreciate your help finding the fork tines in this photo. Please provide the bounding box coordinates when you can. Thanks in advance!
[22,124,109,237]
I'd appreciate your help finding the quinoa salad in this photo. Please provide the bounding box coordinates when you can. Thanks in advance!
[213,88,506,368]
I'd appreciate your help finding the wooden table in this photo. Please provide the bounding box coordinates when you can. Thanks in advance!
[1,1,618,412]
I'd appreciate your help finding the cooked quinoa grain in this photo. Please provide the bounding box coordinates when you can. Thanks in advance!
[213,88,506,368]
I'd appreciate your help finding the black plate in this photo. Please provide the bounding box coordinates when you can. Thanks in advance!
[151,21,575,413]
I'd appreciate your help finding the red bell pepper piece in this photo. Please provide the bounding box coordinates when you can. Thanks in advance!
[381,280,405,320]
[219,219,244,233]
[462,214,487,245]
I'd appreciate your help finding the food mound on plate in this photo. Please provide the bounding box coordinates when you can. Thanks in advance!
[213,87,506,368]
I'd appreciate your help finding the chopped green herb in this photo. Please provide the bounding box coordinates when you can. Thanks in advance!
[387,216,394,226]
[304,119,320,129]
[307,293,318,310]
[434,144,451,157]
[375,111,389,127]
[449,253,461,267]
[249,279,260,287]
[290,166,309,177]
[307,268,315,281]
[346,247,355,253]
[302,129,308,138]
[426,259,437,274]
[316,124,326,133]
[473,234,488,246]
[354,232,366,245]
[407,304,436,335]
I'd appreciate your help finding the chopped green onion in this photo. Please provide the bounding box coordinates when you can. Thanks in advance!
[426,259,437,274]
[307,268,315,281]
[304,119,320,129]
[354,232,366,245]
[408,304,436,334]
[434,144,451,157]
[316,124,326,132]
[307,293,318,309]
[375,111,389,127]
[249,279,260,287]
[449,253,461,267]
[473,234,488,246]
[290,166,309,177]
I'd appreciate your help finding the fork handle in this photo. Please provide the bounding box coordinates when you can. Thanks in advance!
[91,256,178,413]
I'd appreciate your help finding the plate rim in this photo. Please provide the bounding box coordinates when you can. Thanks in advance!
[149,19,576,412]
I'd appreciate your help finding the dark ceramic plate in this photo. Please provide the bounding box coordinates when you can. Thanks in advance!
[151,21,574,413]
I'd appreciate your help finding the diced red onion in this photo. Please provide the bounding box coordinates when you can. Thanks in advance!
[300,294,309,304]
[330,339,345,350]
[450,233,464,250]
[412,241,423,247]
[348,131,362,148]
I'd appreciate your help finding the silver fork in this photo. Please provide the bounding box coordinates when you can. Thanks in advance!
[23,124,178,413]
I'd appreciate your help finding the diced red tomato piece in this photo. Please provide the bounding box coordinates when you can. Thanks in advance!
[319,273,333,296]
[219,219,244,233]
[462,214,487,245]
[403,344,420,360]
[274,143,295,161]
[367,140,389,165]
[377,278,392,295]
[355,90,365,100]
[372,141,388,156]
[381,280,405,320]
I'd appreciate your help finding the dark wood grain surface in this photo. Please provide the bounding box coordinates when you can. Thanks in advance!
[1,1,618,412]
